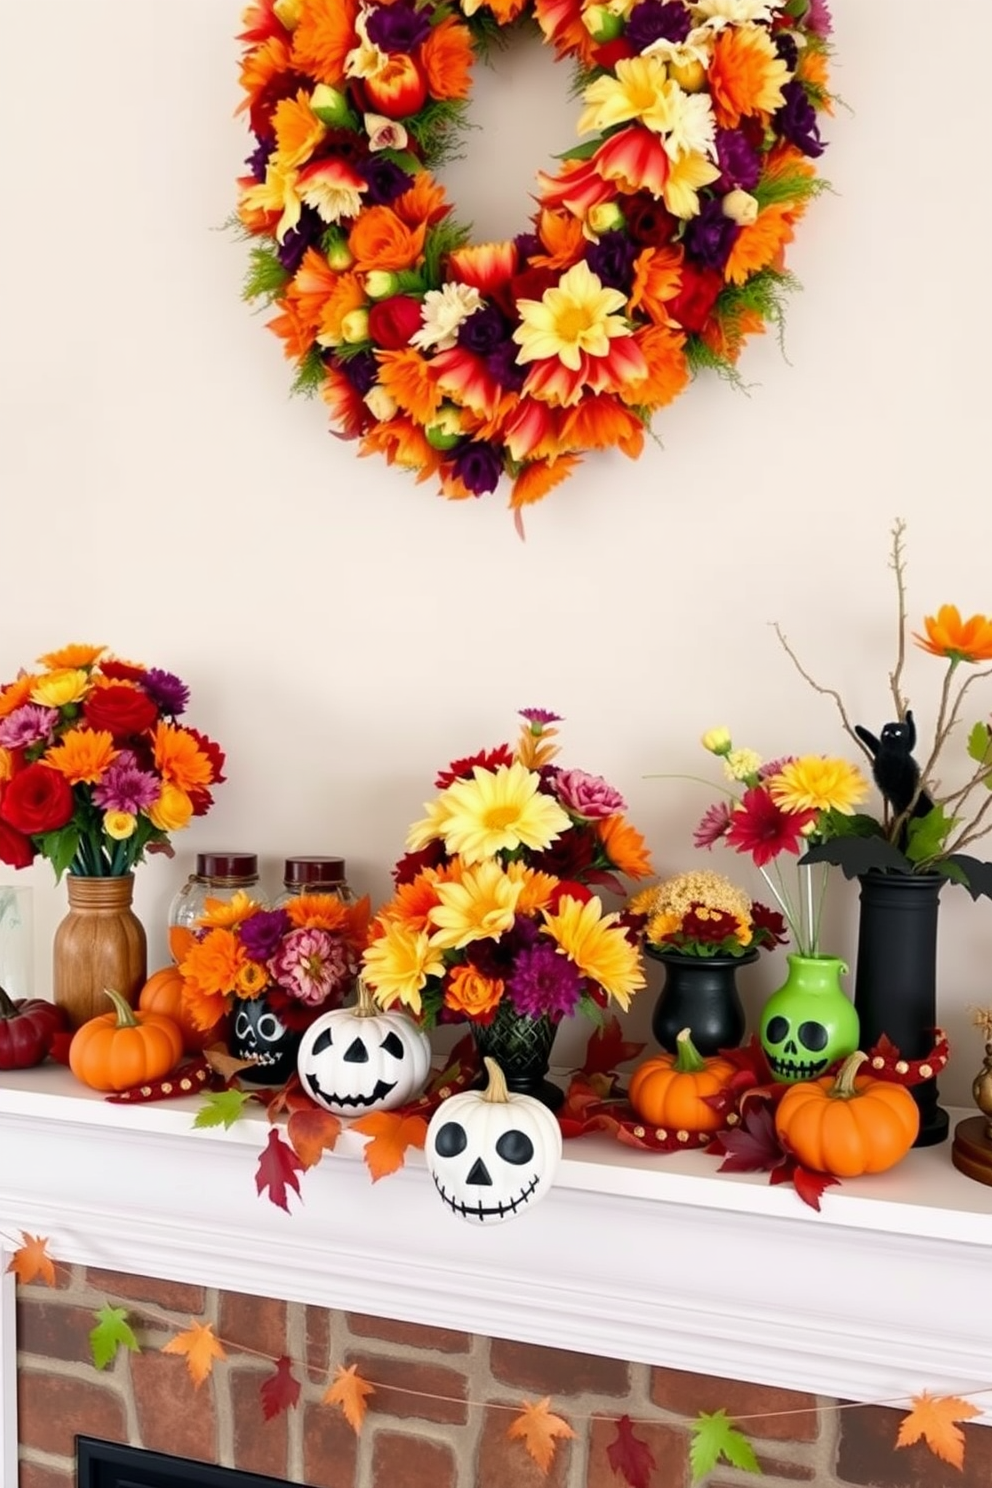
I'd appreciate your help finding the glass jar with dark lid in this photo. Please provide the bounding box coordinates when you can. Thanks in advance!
[167,851,262,962]
[274,855,355,908]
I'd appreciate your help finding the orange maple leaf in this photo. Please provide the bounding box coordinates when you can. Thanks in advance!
[896,1392,981,1470]
[507,1396,576,1474]
[6,1233,57,1287]
[162,1320,228,1387]
[350,1111,427,1181]
[323,1363,375,1434]
[287,1106,342,1169]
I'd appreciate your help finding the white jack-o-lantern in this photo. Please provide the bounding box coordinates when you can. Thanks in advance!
[425,1057,563,1224]
[296,980,431,1115]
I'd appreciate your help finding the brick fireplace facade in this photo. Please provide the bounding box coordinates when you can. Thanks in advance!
[14,1267,992,1488]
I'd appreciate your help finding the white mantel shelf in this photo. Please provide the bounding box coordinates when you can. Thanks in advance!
[2,1067,992,1481]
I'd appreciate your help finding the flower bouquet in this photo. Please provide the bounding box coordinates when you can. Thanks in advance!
[361,710,653,1103]
[179,890,371,1084]
[628,867,787,1054]
[0,643,225,878]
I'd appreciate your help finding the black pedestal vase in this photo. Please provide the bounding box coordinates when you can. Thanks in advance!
[853,871,948,1147]
[645,945,756,1056]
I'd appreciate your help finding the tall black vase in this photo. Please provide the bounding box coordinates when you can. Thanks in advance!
[645,945,756,1056]
[853,871,947,1147]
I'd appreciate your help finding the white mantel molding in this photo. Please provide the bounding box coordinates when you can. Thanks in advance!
[2,1067,992,1483]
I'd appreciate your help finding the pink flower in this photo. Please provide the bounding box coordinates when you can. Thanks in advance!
[693,800,733,848]
[269,927,358,1007]
[555,768,626,819]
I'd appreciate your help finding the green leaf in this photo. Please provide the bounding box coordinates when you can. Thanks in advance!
[242,243,290,304]
[90,1306,139,1371]
[289,345,328,399]
[817,809,885,841]
[36,824,81,881]
[556,136,603,162]
[905,805,957,865]
[967,721,992,767]
[193,1089,252,1130]
[689,1410,761,1483]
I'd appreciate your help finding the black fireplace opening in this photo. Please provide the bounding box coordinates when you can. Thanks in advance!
[76,1437,303,1488]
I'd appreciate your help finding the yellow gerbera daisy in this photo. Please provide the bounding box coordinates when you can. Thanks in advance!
[426,761,571,864]
[513,261,630,373]
[768,756,869,816]
[427,859,523,950]
[541,895,645,1010]
[31,668,90,709]
[362,921,446,1015]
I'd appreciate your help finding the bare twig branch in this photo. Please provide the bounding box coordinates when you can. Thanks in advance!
[888,518,910,718]
[772,623,873,763]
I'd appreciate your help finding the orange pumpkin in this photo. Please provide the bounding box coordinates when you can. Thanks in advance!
[69,987,184,1093]
[138,965,224,1054]
[627,1027,736,1132]
[774,1050,920,1177]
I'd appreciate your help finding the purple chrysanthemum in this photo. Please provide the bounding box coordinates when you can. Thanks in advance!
[484,341,526,392]
[275,206,325,274]
[458,305,510,356]
[365,1,431,52]
[774,80,824,158]
[452,440,503,496]
[361,156,414,206]
[0,704,60,749]
[693,799,733,849]
[240,908,291,963]
[91,758,161,814]
[269,926,358,1006]
[683,198,739,270]
[143,668,190,718]
[715,129,762,192]
[625,0,691,53]
[506,941,584,1019]
[585,231,638,292]
[519,708,562,726]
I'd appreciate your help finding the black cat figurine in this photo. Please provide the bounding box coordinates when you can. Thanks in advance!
[854,710,933,844]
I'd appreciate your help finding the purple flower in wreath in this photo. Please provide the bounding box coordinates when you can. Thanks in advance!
[365,1,431,52]
[683,198,739,271]
[240,908,291,964]
[452,440,503,496]
[775,80,825,158]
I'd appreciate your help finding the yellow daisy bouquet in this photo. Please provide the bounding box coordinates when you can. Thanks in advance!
[361,710,654,1028]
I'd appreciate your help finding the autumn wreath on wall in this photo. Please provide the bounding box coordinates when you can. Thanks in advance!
[235,0,833,515]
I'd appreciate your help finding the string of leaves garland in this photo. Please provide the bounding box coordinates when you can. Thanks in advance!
[235,0,833,521]
[5,1231,987,1482]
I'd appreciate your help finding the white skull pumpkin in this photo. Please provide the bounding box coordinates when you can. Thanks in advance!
[425,1058,563,1224]
[296,980,431,1115]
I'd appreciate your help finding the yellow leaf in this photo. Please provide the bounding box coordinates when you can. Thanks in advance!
[323,1363,375,1434]
[162,1320,228,1387]
[6,1233,56,1287]
[896,1391,981,1470]
[507,1396,576,1474]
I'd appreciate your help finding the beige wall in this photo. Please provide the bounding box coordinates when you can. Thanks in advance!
[2,1,990,1100]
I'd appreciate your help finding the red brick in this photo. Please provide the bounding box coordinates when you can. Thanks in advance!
[489,1337,630,1398]
[130,1346,219,1463]
[754,1454,817,1481]
[836,1402,992,1488]
[346,1311,471,1354]
[476,1398,572,1488]
[346,1350,468,1425]
[307,1304,331,1379]
[85,1268,206,1315]
[16,1299,107,1365]
[585,1415,687,1488]
[650,1368,819,1442]
[372,1429,458,1488]
[17,1369,128,1458]
[230,1366,290,1480]
[16,1464,74,1488]
[300,1399,359,1488]
[218,1289,288,1359]
[16,1260,73,1294]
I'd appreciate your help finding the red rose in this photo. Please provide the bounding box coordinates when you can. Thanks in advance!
[83,684,159,737]
[595,38,636,69]
[362,54,428,119]
[0,814,35,868]
[666,266,724,333]
[368,295,425,350]
[0,763,74,835]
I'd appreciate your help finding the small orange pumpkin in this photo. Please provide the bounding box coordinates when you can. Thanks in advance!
[627,1027,737,1133]
[774,1050,920,1177]
[138,965,225,1054]
[69,987,184,1093]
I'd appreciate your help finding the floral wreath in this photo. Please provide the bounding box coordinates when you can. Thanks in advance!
[236,0,832,516]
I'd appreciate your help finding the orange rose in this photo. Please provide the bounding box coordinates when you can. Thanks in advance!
[363,54,428,119]
[347,206,426,273]
[443,965,504,1021]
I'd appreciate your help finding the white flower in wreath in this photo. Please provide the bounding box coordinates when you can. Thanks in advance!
[722,188,759,226]
[365,386,399,422]
[644,27,715,92]
[660,87,717,162]
[692,0,777,25]
[345,9,388,81]
[364,113,408,152]
[410,283,484,352]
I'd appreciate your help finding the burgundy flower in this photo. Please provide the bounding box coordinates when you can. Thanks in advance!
[506,940,584,1019]
[435,745,514,790]
[0,764,74,836]
[751,901,789,946]
[240,908,291,963]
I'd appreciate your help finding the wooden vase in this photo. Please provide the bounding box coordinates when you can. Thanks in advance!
[52,875,147,1030]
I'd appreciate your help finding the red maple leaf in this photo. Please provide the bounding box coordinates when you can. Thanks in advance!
[582,1017,645,1077]
[607,1414,656,1488]
[255,1129,306,1211]
[260,1355,301,1420]
[287,1107,341,1169]
[714,1102,788,1174]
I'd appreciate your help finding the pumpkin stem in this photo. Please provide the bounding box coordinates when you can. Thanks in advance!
[673,1027,708,1073]
[353,978,377,1018]
[829,1050,869,1099]
[481,1056,511,1104]
[103,987,140,1029]
[0,984,17,1020]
